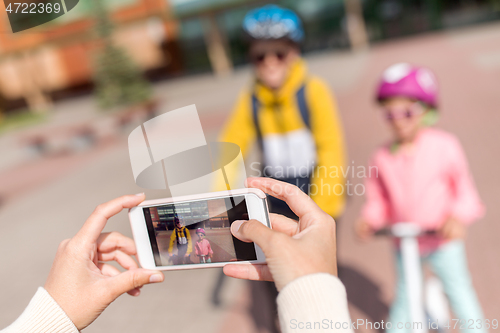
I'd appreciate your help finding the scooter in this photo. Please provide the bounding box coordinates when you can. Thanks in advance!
[198,254,211,263]
[376,223,450,333]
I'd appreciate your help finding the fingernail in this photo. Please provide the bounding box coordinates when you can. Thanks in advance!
[135,192,145,197]
[232,220,245,233]
[149,274,163,283]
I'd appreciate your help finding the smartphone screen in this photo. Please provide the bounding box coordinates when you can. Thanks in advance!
[142,195,257,266]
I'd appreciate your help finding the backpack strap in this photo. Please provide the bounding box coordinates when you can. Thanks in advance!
[295,84,310,128]
[251,83,311,144]
[251,94,263,149]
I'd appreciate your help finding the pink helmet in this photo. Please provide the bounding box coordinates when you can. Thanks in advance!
[196,228,206,235]
[376,63,438,108]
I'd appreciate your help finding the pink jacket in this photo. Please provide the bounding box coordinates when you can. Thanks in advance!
[195,238,213,257]
[361,128,484,253]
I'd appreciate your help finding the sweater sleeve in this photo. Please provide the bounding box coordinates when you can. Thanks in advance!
[447,136,485,224]
[277,273,353,333]
[168,230,176,254]
[1,287,79,333]
[186,228,192,255]
[307,78,347,218]
[361,156,390,230]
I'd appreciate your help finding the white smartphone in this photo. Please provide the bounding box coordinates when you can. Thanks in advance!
[128,188,270,270]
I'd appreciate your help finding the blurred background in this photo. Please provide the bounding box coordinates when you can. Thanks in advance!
[1,0,500,332]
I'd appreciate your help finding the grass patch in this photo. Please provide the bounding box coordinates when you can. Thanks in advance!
[0,111,48,135]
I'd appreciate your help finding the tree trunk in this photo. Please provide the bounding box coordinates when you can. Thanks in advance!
[344,0,369,51]
[203,13,233,76]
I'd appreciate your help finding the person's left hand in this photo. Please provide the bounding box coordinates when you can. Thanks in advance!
[44,194,164,330]
[439,216,466,240]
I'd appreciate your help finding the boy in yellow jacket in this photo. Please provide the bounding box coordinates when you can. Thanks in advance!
[168,216,192,265]
[220,5,346,219]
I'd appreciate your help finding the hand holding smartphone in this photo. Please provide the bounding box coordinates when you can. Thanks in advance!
[129,188,270,270]
[37,177,337,332]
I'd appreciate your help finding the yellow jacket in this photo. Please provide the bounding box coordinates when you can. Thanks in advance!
[219,59,346,217]
[168,226,192,255]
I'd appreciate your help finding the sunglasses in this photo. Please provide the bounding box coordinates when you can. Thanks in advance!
[383,102,425,121]
[250,49,289,64]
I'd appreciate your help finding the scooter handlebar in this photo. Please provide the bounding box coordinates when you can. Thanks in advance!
[374,222,437,238]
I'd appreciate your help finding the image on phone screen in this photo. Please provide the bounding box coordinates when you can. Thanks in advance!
[142,195,257,266]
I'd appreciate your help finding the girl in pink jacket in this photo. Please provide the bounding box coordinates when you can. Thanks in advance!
[195,228,213,263]
[356,63,486,333]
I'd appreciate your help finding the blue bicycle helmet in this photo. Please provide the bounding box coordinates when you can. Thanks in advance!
[242,5,304,43]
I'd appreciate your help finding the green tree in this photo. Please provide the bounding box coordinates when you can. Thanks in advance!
[92,0,152,109]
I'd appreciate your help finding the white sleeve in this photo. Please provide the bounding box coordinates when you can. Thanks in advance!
[277,273,354,333]
[1,287,79,333]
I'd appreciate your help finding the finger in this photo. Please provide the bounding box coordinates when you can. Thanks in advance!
[246,177,319,218]
[97,262,121,277]
[448,226,456,238]
[357,232,372,242]
[98,250,139,270]
[439,222,451,238]
[97,263,142,297]
[223,264,273,282]
[76,194,145,245]
[97,232,137,255]
[105,269,164,301]
[450,225,463,239]
[355,222,373,241]
[269,213,298,236]
[128,288,141,297]
[231,219,275,253]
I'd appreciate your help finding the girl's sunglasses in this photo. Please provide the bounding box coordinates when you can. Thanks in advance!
[250,49,289,64]
[384,102,425,121]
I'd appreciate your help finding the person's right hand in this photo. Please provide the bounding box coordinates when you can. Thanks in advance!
[44,194,164,330]
[223,177,337,291]
[355,218,374,241]
[439,216,466,240]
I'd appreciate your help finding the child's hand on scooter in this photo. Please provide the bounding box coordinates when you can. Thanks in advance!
[355,218,374,241]
[439,217,466,240]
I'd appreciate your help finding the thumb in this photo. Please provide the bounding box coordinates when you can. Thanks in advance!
[106,269,164,300]
[231,219,274,253]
